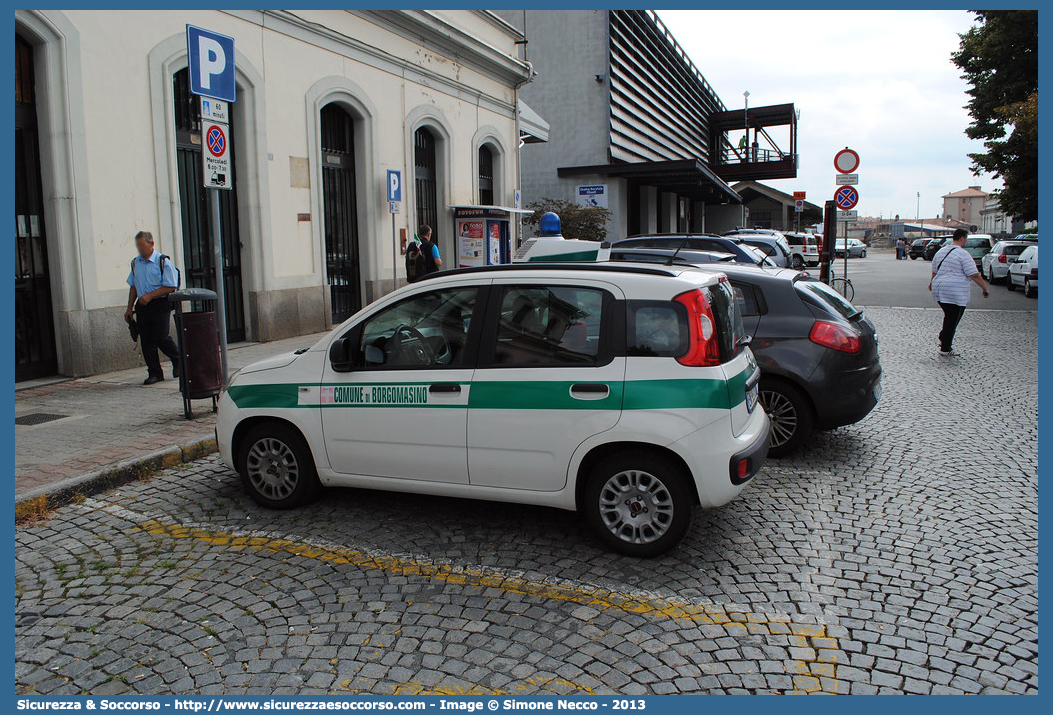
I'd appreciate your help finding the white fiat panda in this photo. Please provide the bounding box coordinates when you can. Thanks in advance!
[217,263,770,556]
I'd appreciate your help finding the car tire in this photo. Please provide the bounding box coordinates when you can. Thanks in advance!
[759,379,814,458]
[986,266,995,283]
[237,422,320,509]
[791,255,805,269]
[861,250,867,258]
[911,255,918,260]
[1006,274,1016,291]
[1024,279,1035,298]
[582,453,692,557]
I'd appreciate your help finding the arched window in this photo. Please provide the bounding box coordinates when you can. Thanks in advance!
[414,127,438,239]
[320,103,361,323]
[478,145,495,206]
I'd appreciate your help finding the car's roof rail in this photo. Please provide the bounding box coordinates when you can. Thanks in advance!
[414,262,682,281]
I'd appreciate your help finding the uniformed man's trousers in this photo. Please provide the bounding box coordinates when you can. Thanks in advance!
[135,300,180,378]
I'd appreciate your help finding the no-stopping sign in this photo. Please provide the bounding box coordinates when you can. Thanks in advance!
[834,186,859,210]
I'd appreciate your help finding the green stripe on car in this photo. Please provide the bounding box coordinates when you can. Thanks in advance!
[227,371,756,411]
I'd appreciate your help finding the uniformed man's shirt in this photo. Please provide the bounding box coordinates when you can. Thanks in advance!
[127,250,178,297]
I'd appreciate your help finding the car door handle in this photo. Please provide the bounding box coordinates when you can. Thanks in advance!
[429,384,461,394]
[570,383,609,397]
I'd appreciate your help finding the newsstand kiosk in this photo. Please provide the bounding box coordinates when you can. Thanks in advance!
[452,206,530,267]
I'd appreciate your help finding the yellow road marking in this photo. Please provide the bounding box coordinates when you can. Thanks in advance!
[132,517,847,693]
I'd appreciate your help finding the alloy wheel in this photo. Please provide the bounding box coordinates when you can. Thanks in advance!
[597,469,674,545]
[761,389,798,448]
[245,437,300,500]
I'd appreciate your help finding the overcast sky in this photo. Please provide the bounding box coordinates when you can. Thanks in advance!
[658,9,999,222]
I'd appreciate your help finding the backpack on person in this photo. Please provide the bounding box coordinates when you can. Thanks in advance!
[405,242,428,283]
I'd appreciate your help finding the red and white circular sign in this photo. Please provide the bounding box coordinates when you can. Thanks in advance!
[834,148,860,174]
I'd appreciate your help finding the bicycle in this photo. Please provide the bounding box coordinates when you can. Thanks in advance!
[829,266,855,302]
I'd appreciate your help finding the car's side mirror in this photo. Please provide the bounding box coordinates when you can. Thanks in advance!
[329,337,355,372]
[364,345,385,366]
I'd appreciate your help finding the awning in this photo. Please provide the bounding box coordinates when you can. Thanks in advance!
[518,99,549,144]
[557,158,741,204]
[448,204,533,215]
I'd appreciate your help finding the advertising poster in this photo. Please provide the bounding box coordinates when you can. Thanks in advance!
[457,220,485,268]
[488,222,502,265]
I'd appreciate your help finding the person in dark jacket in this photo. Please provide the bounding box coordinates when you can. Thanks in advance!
[406,224,442,281]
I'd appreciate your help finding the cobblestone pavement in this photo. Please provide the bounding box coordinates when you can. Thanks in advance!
[15,308,1037,695]
[15,332,328,495]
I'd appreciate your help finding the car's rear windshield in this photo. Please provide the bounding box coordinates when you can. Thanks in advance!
[965,238,990,248]
[1004,244,1029,256]
[794,279,860,320]
[706,281,746,361]
[626,281,744,362]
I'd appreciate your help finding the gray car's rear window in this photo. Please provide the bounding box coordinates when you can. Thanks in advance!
[795,280,858,320]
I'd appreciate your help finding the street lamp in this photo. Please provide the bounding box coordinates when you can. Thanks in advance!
[743,91,750,162]
[916,192,920,237]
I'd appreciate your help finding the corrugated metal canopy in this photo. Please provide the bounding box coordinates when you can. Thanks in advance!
[558,159,741,204]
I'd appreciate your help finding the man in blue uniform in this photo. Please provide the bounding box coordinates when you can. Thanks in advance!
[124,231,180,385]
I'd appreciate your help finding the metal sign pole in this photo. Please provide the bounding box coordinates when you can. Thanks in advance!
[842,212,849,282]
[392,212,398,292]
[209,189,229,380]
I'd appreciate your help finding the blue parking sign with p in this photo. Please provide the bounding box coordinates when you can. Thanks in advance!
[186,25,236,103]
[387,170,402,203]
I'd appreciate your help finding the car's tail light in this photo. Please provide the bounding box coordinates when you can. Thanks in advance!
[809,321,861,354]
[998,254,1007,263]
[674,289,722,366]
[1030,269,1038,278]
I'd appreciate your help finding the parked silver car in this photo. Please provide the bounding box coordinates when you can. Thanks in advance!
[834,239,867,258]
[1006,244,1038,297]
[982,240,1035,283]
[723,229,794,268]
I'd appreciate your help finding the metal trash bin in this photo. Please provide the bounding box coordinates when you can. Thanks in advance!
[169,288,223,419]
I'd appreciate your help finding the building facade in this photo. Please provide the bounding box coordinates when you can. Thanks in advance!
[730,181,821,234]
[15,9,533,381]
[942,186,989,230]
[495,10,797,240]
[979,196,1035,238]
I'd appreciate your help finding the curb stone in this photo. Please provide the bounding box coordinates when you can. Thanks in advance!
[14,434,218,523]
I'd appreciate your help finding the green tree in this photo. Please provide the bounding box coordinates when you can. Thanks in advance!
[951,11,1038,221]
[523,198,612,242]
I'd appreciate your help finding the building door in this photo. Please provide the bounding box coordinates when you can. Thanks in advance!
[414,128,439,243]
[172,68,245,342]
[320,104,361,323]
[15,34,58,382]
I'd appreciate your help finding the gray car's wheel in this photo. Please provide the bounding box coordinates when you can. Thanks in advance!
[238,422,320,509]
[1024,279,1035,298]
[1006,273,1016,291]
[791,255,805,269]
[986,266,995,283]
[760,379,814,458]
[583,453,692,557]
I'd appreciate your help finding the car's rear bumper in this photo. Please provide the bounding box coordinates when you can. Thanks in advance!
[812,361,882,430]
[672,409,769,509]
[729,416,770,485]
